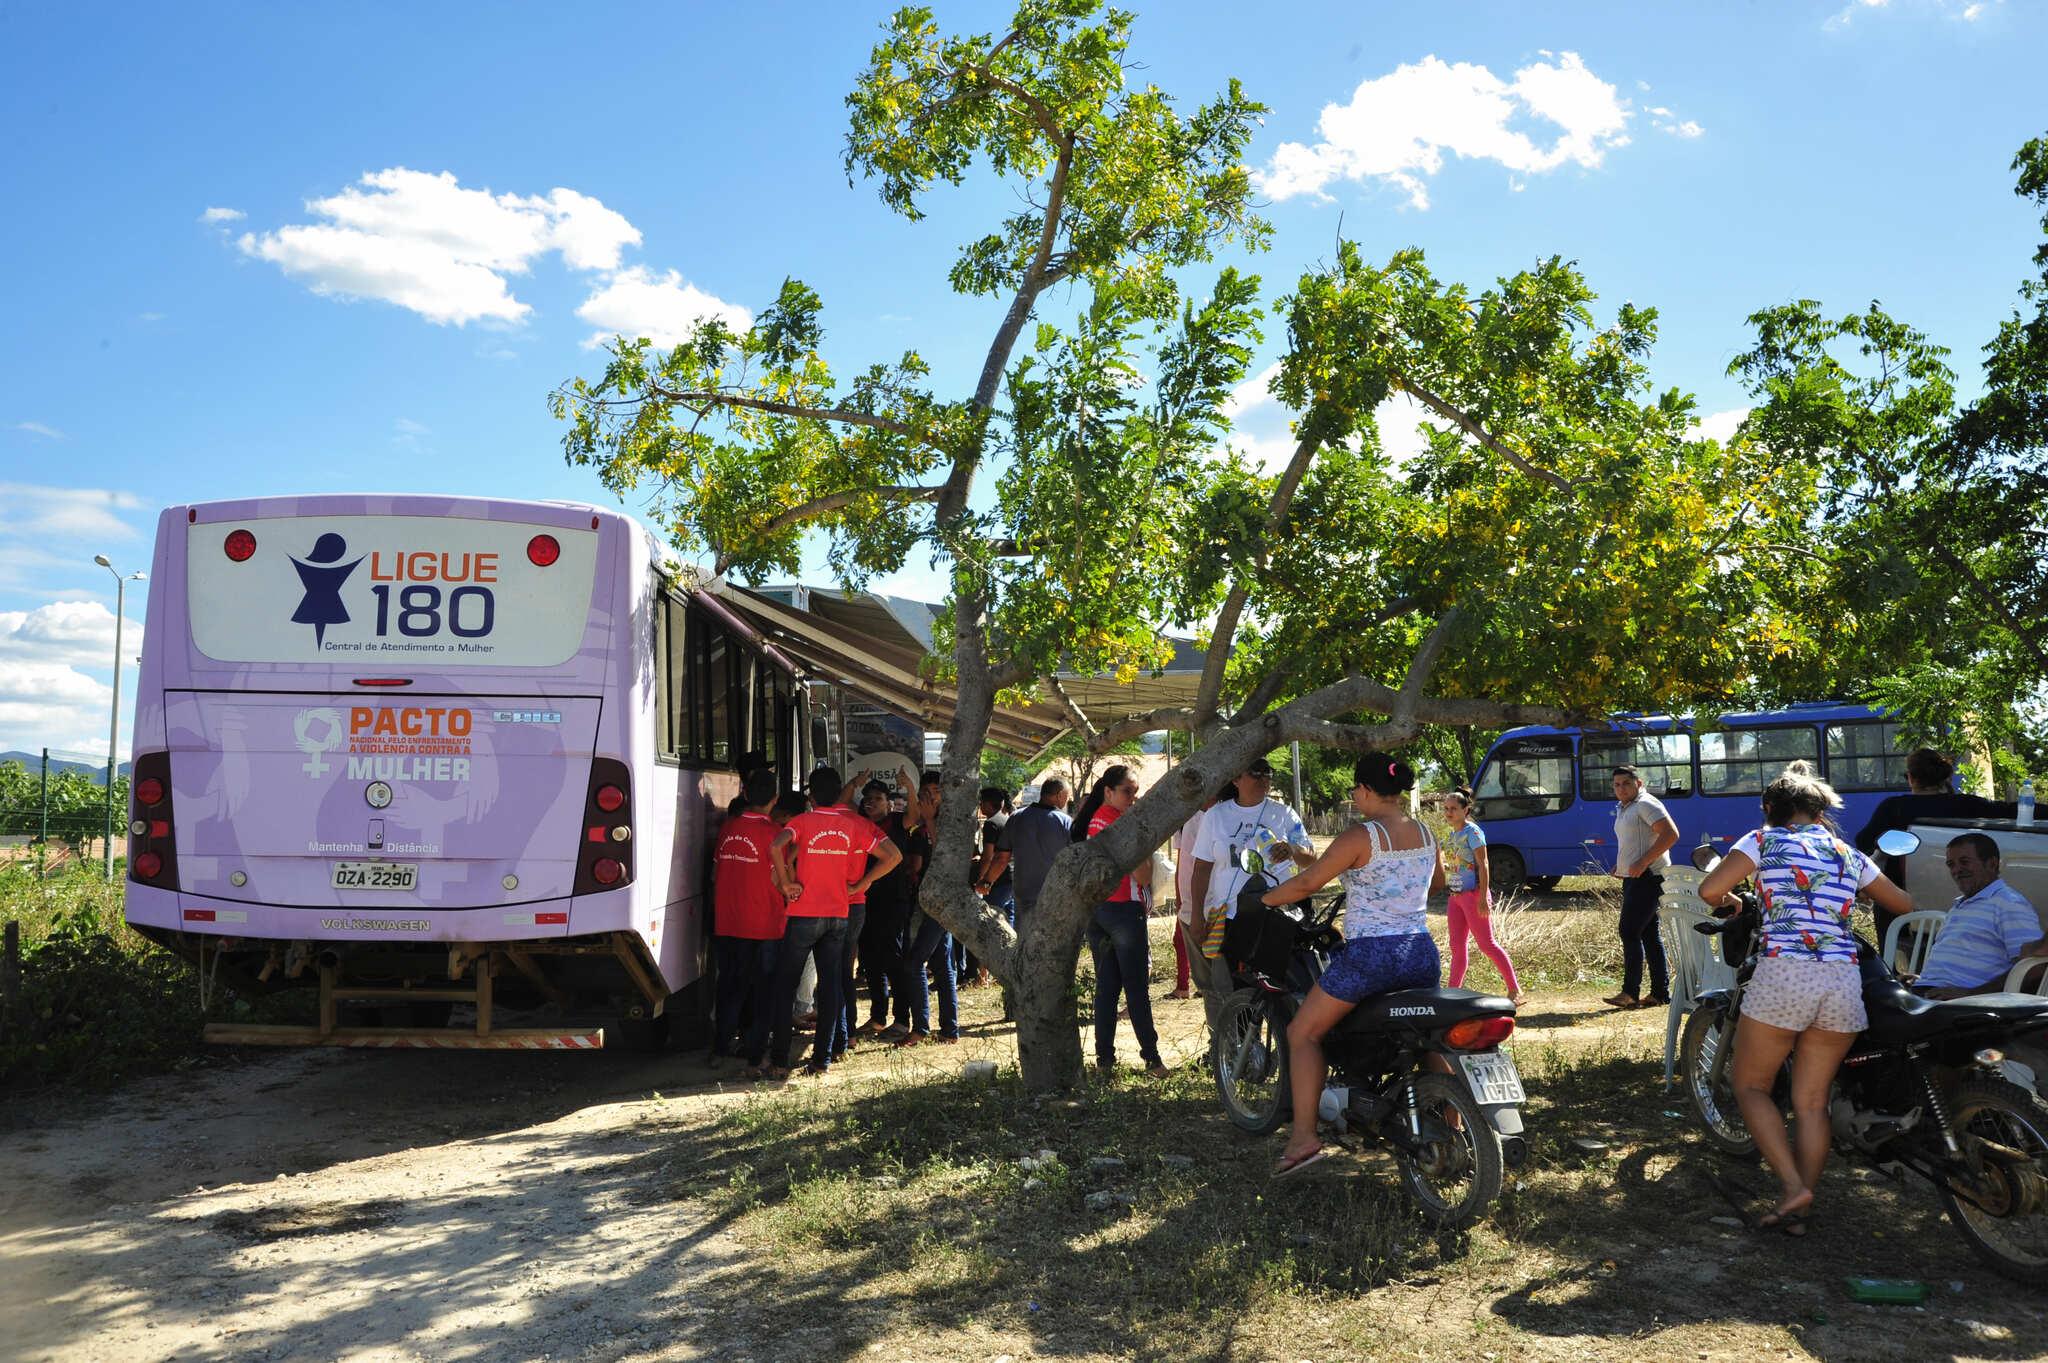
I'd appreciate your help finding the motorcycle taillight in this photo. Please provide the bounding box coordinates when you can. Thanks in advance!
[1445,1016,1516,1050]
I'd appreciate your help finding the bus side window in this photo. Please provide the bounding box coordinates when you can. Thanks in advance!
[1581,732,1695,801]
[1698,726,1819,796]
[1826,720,1907,791]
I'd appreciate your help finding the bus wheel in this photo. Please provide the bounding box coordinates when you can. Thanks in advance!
[1490,848,1527,897]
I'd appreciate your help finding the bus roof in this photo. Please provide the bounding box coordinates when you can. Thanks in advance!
[1490,700,1897,745]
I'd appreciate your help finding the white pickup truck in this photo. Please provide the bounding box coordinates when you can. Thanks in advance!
[1902,816,2048,926]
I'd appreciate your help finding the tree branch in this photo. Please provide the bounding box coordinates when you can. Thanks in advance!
[1043,674,1102,745]
[1193,431,1322,726]
[1092,706,1199,751]
[1228,596,1422,725]
[1393,608,1461,723]
[1399,375,1577,496]
[649,387,940,448]
[715,485,946,572]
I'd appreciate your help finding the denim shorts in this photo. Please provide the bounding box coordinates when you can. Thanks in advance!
[1320,931,1440,1004]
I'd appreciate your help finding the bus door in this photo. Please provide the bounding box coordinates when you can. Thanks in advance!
[1577,730,1698,869]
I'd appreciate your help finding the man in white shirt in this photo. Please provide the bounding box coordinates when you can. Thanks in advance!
[1188,757,1315,1029]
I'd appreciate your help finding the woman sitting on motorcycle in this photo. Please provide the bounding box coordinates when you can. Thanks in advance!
[1260,754,1442,1176]
[1697,761,1913,1232]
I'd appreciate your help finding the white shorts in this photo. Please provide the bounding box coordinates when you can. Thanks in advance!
[1741,957,1866,1034]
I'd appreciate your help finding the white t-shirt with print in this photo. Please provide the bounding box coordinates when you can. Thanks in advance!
[1196,797,1310,918]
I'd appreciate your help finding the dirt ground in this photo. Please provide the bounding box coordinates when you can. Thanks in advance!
[5,899,2048,1363]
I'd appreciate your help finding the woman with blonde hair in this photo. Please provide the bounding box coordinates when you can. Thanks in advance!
[1697,762,1913,1233]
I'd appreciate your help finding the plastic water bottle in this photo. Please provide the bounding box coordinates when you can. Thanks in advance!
[2021,778,2037,828]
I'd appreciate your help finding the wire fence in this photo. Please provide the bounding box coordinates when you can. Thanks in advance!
[0,748,131,880]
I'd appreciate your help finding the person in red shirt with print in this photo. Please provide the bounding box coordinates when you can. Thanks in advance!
[712,768,786,1076]
[767,766,900,1078]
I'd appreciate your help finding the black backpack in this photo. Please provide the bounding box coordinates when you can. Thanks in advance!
[1223,874,1296,981]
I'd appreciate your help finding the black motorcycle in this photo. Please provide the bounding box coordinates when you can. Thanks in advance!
[1210,869,1525,1228]
[1678,835,2048,1284]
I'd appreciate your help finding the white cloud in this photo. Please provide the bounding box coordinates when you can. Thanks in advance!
[13,421,64,440]
[1223,361,1284,422]
[577,266,753,349]
[1256,52,1647,208]
[1655,118,1704,139]
[0,658,115,753]
[199,206,246,224]
[238,168,643,327]
[138,311,166,323]
[1826,0,1993,29]
[0,601,140,669]
[1690,406,1751,444]
[0,483,146,541]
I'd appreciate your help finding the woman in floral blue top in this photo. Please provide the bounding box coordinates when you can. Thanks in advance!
[1698,763,1912,1234]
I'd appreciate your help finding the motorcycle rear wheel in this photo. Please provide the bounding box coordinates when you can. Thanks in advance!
[1214,991,1289,1135]
[1679,1005,1755,1158]
[1394,1072,1504,1229]
[1936,1076,2048,1286]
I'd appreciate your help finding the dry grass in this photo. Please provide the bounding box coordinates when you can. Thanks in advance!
[644,893,2048,1363]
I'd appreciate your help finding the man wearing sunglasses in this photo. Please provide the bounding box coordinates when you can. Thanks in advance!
[1188,757,1314,1028]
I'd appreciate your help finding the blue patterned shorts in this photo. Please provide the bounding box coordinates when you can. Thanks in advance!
[1320,931,1440,1004]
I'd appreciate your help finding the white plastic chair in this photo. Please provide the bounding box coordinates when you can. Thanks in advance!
[1882,910,1949,978]
[2003,957,2048,995]
[1656,864,1738,1087]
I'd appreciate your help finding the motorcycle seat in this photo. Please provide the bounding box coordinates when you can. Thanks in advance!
[1862,982,2048,1046]
[1336,986,1515,1034]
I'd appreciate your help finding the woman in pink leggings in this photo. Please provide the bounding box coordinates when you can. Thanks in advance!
[1443,789,1521,1002]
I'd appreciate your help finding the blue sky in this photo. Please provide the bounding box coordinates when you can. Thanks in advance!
[2,0,2042,755]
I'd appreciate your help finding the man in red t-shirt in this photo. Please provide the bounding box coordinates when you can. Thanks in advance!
[766,766,900,1077]
[712,768,786,1072]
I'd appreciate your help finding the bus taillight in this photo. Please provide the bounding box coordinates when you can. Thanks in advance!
[224,529,257,561]
[574,758,633,895]
[527,534,560,567]
[127,753,180,892]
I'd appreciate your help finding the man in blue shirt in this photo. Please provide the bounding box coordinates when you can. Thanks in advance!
[987,779,1073,916]
[1914,833,2048,998]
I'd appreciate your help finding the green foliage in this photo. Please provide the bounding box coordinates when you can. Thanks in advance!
[0,760,127,857]
[1729,131,2048,767]
[0,866,205,1090]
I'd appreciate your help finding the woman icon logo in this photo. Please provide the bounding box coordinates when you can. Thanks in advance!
[291,532,363,647]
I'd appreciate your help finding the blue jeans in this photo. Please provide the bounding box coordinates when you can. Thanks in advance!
[711,935,780,1062]
[830,903,867,1059]
[770,915,847,1070]
[895,912,960,1038]
[1620,873,1669,999]
[1088,899,1161,1066]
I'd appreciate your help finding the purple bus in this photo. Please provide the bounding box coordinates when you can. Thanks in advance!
[123,495,802,1048]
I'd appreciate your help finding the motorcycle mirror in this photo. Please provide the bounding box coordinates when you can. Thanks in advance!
[1876,829,1921,858]
[1690,843,1720,872]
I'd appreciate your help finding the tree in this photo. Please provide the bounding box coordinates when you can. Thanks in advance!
[557,1,1827,1088]
[1729,131,2048,789]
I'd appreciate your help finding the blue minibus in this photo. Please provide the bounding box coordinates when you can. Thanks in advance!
[1469,701,1912,893]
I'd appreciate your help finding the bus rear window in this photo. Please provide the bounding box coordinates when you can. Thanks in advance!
[186,514,599,668]
[1827,721,1907,791]
[1474,738,1575,820]
[1581,732,1694,800]
[1698,726,1820,796]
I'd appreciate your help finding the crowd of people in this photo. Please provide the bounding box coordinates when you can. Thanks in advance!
[708,746,2045,1205]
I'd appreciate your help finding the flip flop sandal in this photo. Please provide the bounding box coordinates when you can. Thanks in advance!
[1273,1146,1329,1179]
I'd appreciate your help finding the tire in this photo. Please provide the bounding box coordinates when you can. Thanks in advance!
[1489,847,1527,897]
[1214,992,1289,1135]
[613,1009,672,1054]
[1394,1072,1505,1229]
[1936,1076,2048,1286]
[1679,1005,1755,1157]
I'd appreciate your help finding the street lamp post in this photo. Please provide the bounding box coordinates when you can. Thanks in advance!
[93,556,146,882]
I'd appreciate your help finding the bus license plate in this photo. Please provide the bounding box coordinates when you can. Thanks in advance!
[331,861,418,892]
[1459,1051,1525,1105]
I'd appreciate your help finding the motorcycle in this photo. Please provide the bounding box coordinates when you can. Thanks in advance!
[1678,831,2048,1283]
[1210,857,1525,1228]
